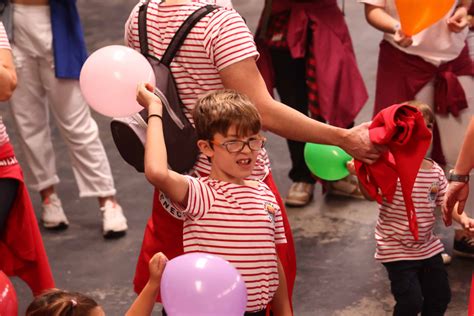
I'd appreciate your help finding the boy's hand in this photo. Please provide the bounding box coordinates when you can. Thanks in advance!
[447,7,469,33]
[393,29,413,48]
[346,159,356,175]
[148,252,168,287]
[136,82,162,112]
[460,216,474,237]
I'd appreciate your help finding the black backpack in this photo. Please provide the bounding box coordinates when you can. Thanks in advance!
[110,1,217,173]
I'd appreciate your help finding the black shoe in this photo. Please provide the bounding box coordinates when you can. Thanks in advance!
[453,236,474,258]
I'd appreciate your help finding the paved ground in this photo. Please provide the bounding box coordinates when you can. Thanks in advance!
[1,0,472,315]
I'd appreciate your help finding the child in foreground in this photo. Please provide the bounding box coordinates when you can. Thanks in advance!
[348,101,474,315]
[136,83,291,316]
[25,252,167,316]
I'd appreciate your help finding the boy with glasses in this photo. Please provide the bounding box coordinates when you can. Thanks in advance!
[136,83,291,315]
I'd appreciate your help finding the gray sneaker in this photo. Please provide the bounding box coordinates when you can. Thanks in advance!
[41,193,69,230]
[285,182,315,207]
[101,200,127,239]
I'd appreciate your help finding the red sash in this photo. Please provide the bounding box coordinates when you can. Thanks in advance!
[0,142,55,295]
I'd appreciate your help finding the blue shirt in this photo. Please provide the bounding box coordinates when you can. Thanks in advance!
[0,0,88,79]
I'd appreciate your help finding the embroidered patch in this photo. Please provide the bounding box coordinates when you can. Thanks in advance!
[264,202,277,224]
[428,182,439,203]
[159,192,185,221]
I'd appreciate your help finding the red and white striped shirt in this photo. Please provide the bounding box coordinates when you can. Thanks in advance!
[125,0,270,180]
[375,161,447,262]
[0,22,11,147]
[173,176,287,312]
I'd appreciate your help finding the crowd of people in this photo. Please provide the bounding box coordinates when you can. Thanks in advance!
[0,0,473,315]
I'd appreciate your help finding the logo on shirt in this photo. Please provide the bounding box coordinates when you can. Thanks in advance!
[159,192,185,221]
[428,182,439,202]
[264,202,277,224]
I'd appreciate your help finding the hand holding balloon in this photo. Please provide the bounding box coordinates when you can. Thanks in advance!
[393,28,413,48]
[346,159,356,176]
[149,252,168,287]
[395,0,455,36]
[447,6,469,33]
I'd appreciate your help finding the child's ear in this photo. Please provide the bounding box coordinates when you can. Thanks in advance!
[197,139,214,158]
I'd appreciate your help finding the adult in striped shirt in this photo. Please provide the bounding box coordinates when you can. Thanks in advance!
[137,86,291,315]
[354,102,474,316]
[126,0,383,304]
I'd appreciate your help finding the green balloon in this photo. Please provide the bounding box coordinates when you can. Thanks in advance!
[304,143,352,181]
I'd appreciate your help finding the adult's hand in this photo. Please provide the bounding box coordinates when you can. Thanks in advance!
[442,181,469,226]
[447,6,469,33]
[393,29,413,48]
[340,122,384,165]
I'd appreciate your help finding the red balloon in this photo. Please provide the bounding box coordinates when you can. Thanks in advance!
[0,271,17,316]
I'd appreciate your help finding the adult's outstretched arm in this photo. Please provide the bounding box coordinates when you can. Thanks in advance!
[220,57,382,164]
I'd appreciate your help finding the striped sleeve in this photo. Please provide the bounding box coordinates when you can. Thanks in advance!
[203,9,259,70]
[124,2,142,49]
[176,176,215,221]
[0,23,11,50]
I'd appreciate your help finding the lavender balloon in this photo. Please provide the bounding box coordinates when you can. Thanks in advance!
[161,253,247,316]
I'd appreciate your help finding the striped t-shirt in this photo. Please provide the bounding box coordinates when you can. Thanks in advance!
[173,176,287,312]
[125,0,270,180]
[375,161,447,262]
[0,22,11,147]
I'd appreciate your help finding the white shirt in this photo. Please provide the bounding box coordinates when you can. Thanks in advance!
[359,0,468,65]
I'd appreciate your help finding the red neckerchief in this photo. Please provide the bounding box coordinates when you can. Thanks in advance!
[355,104,432,240]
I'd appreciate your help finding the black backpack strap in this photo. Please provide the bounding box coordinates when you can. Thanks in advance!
[161,5,217,66]
[138,2,217,65]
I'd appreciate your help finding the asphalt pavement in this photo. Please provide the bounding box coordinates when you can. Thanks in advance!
[0,0,471,315]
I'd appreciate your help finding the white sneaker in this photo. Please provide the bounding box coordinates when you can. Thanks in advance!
[41,193,69,229]
[101,200,127,238]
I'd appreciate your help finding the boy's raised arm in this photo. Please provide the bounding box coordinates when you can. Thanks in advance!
[137,83,189,205]
[126,252,168,316]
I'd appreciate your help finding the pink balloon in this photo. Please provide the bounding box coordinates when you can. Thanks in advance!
[161,253,247,316]
[79,45,155,118]
[0,271,18,316]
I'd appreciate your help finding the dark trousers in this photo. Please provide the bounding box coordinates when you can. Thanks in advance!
[270,48,316,184]
[383,253,451,316]
[0,178,19,235]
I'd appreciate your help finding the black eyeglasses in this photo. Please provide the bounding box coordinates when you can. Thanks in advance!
[211,138,266,153]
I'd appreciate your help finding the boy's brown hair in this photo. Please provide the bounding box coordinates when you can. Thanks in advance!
[406,100,434,127]
[193,89,261,140]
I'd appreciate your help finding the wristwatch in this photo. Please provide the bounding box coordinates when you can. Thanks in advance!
[447,169,470,183]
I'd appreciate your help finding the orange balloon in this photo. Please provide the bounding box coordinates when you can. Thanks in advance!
[395,0,455,36]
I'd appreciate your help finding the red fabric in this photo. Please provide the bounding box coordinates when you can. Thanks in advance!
[256,0,367,128]
[354,104,432,240]
[374,41,474,164]
[260,10,321,119]
[133,172,296,307]
[0,143,55,295]
[469,273,474,316]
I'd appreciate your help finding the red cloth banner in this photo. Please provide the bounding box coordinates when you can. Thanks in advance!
[469,273,474,316]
